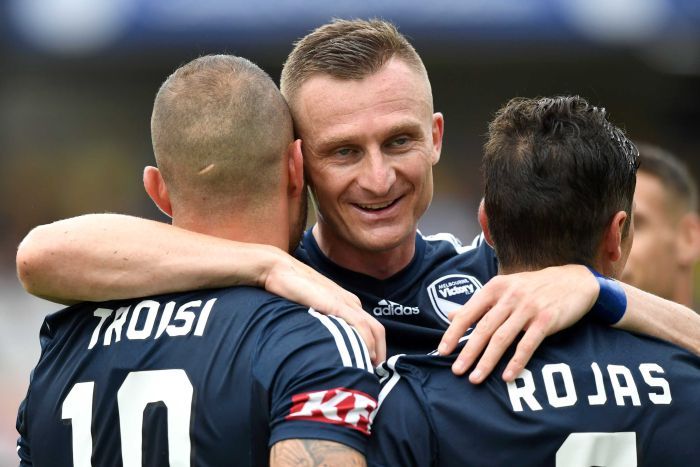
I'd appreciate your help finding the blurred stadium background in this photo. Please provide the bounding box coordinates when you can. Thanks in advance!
[2,0,699,462]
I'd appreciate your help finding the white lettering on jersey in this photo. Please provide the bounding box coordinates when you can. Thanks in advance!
[103,306,130,346]
[154,302,176,339]
[166,300,199,337]
[542,363,577,408]
[89,298,217,349]
[507,369,543,412]
[507,362,670,412]
[88,308,113,350]
[126,300,159,340]
[639,363,672,404]
[608,365,641,406]
[372,299,420,317]
[587,363,607,405]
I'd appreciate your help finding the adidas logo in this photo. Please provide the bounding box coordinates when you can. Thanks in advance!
[372,299,420,316]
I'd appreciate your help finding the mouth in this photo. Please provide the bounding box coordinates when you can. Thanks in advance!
[352,196,402,213]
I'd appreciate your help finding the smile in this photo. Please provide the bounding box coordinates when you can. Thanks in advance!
[354,197,401,212]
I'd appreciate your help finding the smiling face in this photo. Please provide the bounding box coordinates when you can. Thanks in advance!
[291,58,443,276]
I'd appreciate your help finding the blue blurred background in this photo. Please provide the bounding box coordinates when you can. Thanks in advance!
[2,0,700,462]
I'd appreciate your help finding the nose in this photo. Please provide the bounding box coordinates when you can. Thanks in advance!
[356,147,396,196]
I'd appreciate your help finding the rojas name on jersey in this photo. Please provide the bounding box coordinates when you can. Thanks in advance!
[507,362,671,412]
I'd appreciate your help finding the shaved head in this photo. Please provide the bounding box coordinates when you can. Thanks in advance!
[151,54,294,220]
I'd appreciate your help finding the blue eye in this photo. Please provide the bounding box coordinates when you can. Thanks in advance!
[389,137,409,147]
[336,147,356,157]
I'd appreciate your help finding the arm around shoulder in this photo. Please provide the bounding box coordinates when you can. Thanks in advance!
[16,213,277,303]
[616,284,700,355]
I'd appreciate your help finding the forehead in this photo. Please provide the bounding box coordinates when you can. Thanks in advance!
[291,58,433,142]
[634,171,673,215]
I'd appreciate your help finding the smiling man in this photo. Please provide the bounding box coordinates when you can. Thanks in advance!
[17,19,700,379]
[286,52,442,278]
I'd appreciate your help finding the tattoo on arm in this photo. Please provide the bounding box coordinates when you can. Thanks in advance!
[270,439,366,467]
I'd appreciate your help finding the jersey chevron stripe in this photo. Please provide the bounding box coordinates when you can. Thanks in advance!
[370,354,405,424]
[307,309,353,367]
[331,315,368,371]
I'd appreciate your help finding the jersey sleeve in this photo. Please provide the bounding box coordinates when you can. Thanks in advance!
[255,304,380,454]
[16,315,58,467]
[366,356,435,467]
[16,397,32,466]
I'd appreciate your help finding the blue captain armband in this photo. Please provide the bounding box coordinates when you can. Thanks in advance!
[586,266,627,324]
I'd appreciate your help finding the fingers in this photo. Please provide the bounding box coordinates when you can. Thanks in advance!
[439,282,497,356]
[450,300,512,377]
[501,325,547,382]
[371,318,386,364]
[463,308,530,382]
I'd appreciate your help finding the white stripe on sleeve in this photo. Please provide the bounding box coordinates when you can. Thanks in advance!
[330,315,368,371]
[352,327,374,374]
[307,309,352,367]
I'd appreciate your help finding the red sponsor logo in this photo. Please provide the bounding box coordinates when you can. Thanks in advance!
[286,388,378,435]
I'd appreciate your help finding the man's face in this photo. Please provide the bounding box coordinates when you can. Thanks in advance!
[291,58,443,260]
[621,171,680,299]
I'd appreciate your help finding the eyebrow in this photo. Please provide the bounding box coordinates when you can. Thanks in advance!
[314,120,425,151]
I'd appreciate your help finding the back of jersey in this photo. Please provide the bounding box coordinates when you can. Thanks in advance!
[369,318,700,467]
[18,286,377,467]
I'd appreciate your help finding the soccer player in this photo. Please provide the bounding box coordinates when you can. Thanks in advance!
[16,20,700,380]
[622,143,700,309]
[367,96,700,466]
[17,55,378,466]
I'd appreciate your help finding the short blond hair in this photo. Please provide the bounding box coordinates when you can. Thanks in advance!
[151,54,293,214]
[280,19,429,105]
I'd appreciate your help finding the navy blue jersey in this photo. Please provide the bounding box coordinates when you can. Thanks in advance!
[17,286,379,466]
[368,318,700,466]
[295,230,498,355]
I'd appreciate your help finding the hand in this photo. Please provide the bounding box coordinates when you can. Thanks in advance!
[438,265,598,383]
[264,253,386,365]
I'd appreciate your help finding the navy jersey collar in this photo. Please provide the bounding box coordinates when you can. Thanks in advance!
[298,229,427,295]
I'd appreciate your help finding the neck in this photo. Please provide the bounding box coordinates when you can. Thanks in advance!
[173,207,290,251]
[498,259,613,277]
[312,224,416,279]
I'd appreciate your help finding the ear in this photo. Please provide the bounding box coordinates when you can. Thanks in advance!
[286,139,304,199]
[430,112,444,165]
[478,198,494,247]
[602,211,628,263]
[143,166,172,218]
[676,212,700,267]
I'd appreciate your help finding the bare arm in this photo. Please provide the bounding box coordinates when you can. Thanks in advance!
[17,214,276,304]
[17,213,385,362]
[616,283,700,355]
[270,439,365,467]
[439,264,700,383]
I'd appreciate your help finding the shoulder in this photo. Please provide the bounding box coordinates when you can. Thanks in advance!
[420,232,497,273]
[421,231,492,256]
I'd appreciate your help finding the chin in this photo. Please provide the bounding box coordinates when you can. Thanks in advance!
[357,230,412,252]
